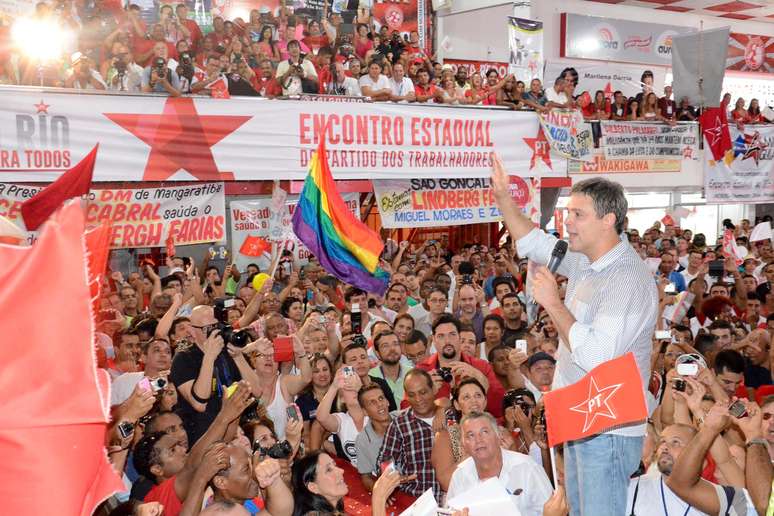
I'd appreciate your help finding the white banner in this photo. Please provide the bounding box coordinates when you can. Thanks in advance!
[539,110,593,162]
[544,60,666,102]
[600,122,699,161]
[373,177,540,229]
[0,182,226,248]
[229,193,360,272]
[508,18,543,84]
[0,89,562,182]
[705,124,774,204]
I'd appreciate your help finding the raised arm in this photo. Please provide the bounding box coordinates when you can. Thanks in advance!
[491,153,535,242]
[155,292,184,339]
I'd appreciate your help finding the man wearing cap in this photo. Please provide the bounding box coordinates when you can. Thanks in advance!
[525,351,556,401]
[64,53,107,90]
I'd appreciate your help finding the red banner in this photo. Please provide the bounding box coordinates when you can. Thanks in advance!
[727,33,774,74]
[442,59,509,78]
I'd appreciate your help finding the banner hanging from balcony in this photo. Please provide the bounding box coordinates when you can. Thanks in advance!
[372,176,540,229]
[229,193,360,271]
[600,122,699,161]
[538,109,593,162]
[0,90,559,182]
[0,182,226,248]
[704,124,774,204]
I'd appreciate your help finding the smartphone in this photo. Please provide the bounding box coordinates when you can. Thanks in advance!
[138,377,153,392]
[273,336,294,363]
[664,283,676,294]
[676,362,699,376]
[729,400,748,418]
[286,405,300,421]
[655,330,672,341]
[708,259,724,279]
[117,421,134,439]
[515,339,527,354]
[343,365,355,377]
[380,460,398,475]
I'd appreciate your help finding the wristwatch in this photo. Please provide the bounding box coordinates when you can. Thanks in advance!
[745,437,768,448]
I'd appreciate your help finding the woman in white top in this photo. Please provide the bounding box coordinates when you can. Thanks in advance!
[247,335,312,439]
[314,366,367,467]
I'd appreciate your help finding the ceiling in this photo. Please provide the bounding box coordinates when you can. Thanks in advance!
[584,0,774,23]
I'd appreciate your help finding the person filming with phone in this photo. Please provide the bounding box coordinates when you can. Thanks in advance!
[491,154,659,516]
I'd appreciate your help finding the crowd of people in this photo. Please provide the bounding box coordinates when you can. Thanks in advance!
[88,157,774,515]
[5,0,772,123]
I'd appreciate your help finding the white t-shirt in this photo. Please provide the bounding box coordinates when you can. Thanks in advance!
[545,87,568,105]
[388,77,415,98]
[111,372,145,406]
[447,449,552,516]
[359,74,390,96]
[626,475,709,516]
[332,412,369,467]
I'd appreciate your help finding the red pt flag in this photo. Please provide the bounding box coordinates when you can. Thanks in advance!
[543,353,648,447]
[240,235,271,257]
[0,201,124,515]
[21,144,98,230]
[699,107,732,162]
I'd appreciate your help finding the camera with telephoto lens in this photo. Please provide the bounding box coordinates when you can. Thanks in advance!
[503,389,532,414]
[350,303,366,347]
[153,57,166,79]
[436,367,453,383]
[673,378,686,392]
[254,439,293,459]
[178,52,194,80]
[211,298,250,347]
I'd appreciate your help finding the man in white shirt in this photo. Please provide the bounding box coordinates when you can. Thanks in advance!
[111,338,173,406]
[447,412,552,515]
[276,40,318,96]
[359,61,392,101]
[492,155,658,516]
[323,62,361,96]
[544,76,569,109]
[388,62,415,102]
[626,424,708,515]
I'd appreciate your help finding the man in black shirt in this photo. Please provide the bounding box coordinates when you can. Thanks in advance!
[501,292,528,344]
[170,305,260,445]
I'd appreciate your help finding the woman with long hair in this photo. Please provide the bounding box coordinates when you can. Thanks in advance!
[627,99,640,121]
[639,92,666,121]
[431,378,487,491]
[464,72,487,105]
[257,25,280,63]
[295,354,334,449]
[748,98,762,123]
[496,75,523,110]
[291,451,412,516]
[281,296,305,327]
[732,97,750,124]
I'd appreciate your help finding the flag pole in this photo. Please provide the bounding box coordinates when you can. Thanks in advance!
[549,445,559,488]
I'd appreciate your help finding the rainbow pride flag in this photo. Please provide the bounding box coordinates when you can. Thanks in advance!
[292,137,390,294]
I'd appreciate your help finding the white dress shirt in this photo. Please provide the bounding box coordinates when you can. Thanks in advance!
[517,229,659,437]
[447,449,552,516]
[626,475,708,516]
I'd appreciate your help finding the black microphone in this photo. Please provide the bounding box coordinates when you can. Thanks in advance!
[546,240,569,274]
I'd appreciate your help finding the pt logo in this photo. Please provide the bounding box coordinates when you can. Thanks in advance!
[569,376,622,432]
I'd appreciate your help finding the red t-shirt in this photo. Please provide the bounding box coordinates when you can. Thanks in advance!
[412,353,505,417]
[144,477,182,516]
[183,19,203,48]
[582,100,611,118]
[302,35,330,56]
[133,39,178,67]
[415,83,437,101]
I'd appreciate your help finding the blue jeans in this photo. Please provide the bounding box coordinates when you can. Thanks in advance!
[564,434,643,516]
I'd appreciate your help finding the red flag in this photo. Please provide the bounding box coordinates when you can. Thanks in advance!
[543,353,647,447]
[0,201,124,515]
[240,234,271,257]
[722,229,744,266]
[85,222,112,313]
[661,213,675,226]
[699,107,732,161]
[21,144,98,231]
[210,77,230,99]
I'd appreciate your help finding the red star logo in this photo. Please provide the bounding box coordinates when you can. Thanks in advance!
[34,100,50,114]
[682,146,694,159]
[523,127,552,170]
[705,116,725,147]
[569,376,622,433]
[603,82,613,100]
[742,131,767,166]
[105,97,251,181]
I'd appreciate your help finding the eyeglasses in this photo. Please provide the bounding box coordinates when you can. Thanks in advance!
[192,323,217,335]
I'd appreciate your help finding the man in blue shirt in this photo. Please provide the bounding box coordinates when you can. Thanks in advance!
[656,252,686,292]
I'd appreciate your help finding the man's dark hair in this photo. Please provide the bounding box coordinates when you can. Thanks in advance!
[428,287,448,300]
[570,178,628,234]
[357,383,384,406]
[714,349,745,375]
[672,324,692,340]
[342,342,368,363]
[492,277,514,294]
[458,261,475,275]
[344,286,367,303]
[132,318,158,338]
[168,316,189,338]
[708,320,733,332]
[406,329,427,346]
[458,323,476,336]
[694,333,718,357]
[487,343,511,363]
[483,313,505,330]
[160,275,181,289]
[432,314,461,335]
[500,292,522,306]
[133,432,166,482]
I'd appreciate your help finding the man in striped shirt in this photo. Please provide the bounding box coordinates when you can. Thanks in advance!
[491,154,658,516]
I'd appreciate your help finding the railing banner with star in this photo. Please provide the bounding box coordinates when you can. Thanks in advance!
[600,121,699,164]
[704,124,774,204]
[0,89,560,183]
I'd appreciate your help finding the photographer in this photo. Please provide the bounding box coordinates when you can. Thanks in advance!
[65,52,107,90]
[322,61,361,96]
[141,44,181,96]
[174,51,199,94]
[275,39,317,96]
[169,305,260,445]
[105,45,143,92]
